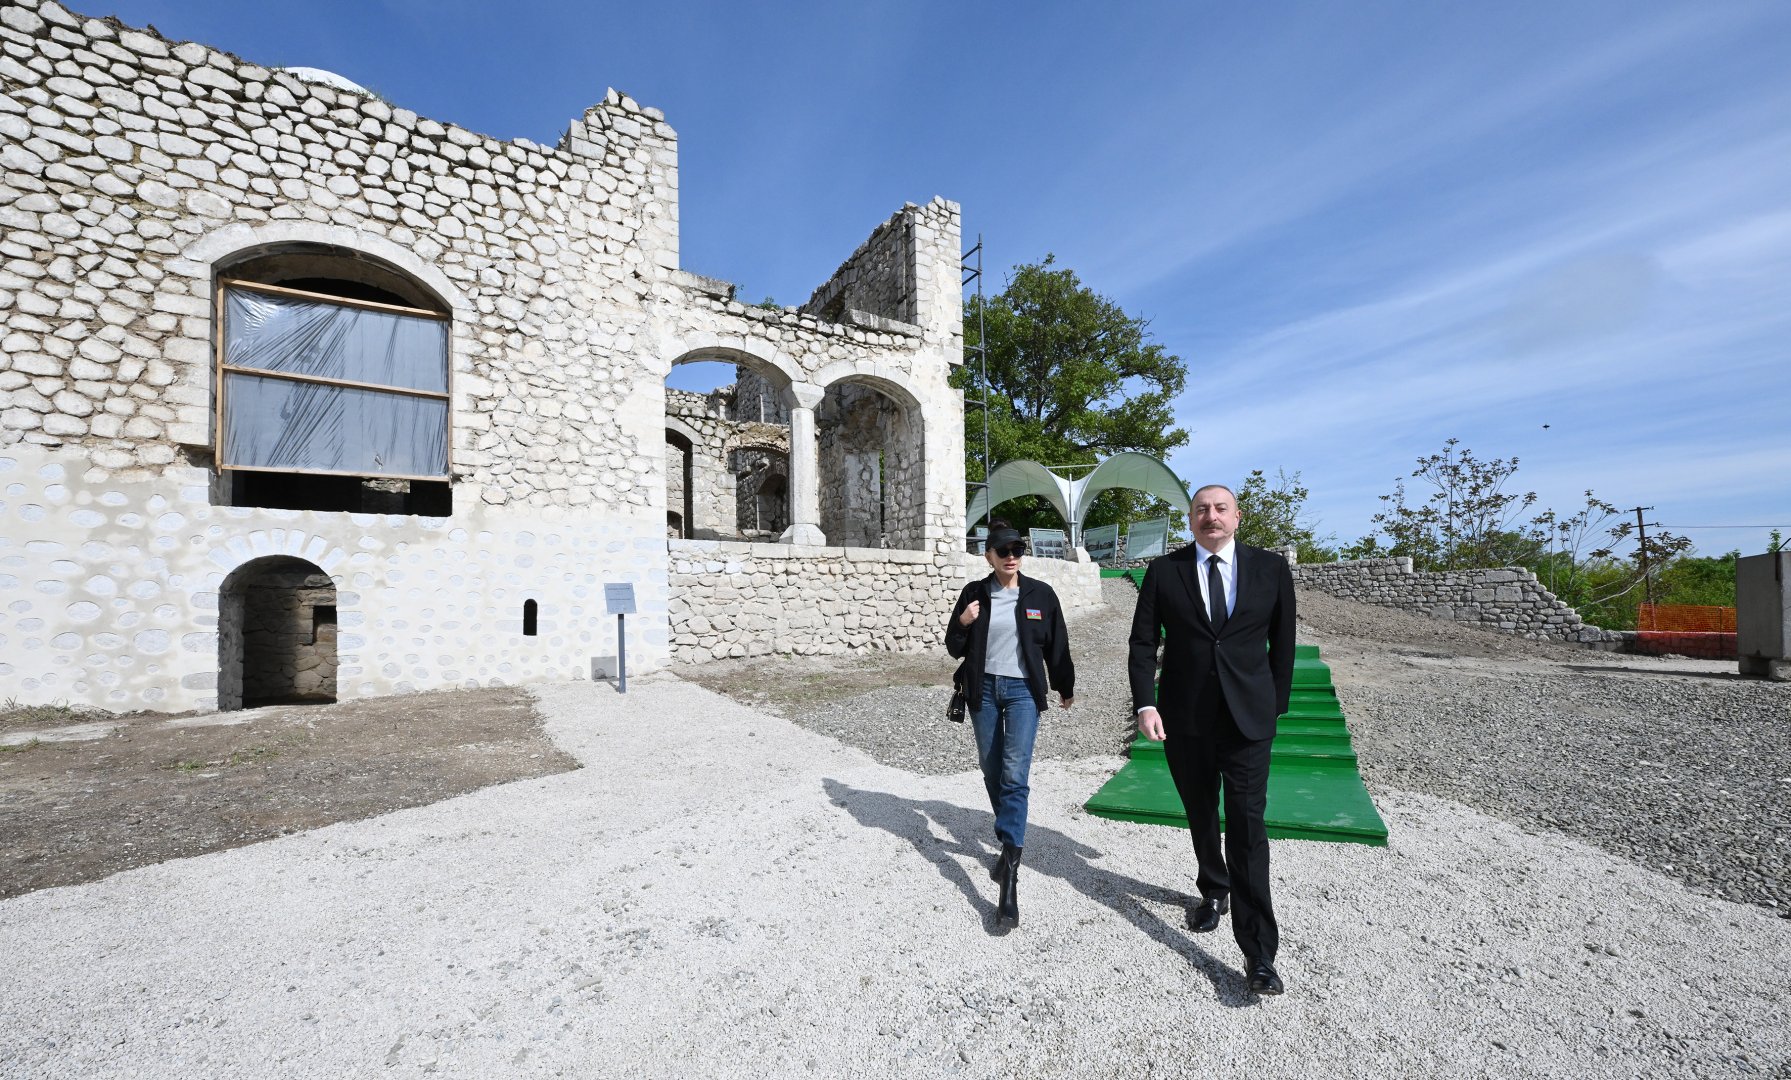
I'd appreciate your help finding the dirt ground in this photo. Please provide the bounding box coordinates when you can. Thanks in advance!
[678,649,951,714]
[0,688,578,900]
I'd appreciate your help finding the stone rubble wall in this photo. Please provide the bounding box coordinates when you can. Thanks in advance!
[957,554,1105,613]
[1290,556,1624,645]
[667,539,955,659]
[0,0,968,712]
[0,0,682,511]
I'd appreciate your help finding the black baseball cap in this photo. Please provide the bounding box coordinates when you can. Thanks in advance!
[987,527,1024,553]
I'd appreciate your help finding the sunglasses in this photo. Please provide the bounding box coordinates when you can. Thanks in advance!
[990,544,1026,558]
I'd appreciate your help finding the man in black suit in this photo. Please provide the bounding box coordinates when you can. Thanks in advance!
[1128,483,1296,995]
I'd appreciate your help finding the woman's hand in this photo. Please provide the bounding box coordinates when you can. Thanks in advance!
[958,600,981,626]
[1058,695,1074,710]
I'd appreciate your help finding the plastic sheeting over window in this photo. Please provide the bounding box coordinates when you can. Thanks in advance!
[221,285,449,479]
[222,373,448,478]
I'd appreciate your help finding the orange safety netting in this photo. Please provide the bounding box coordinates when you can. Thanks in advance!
[1636,603,1736,633]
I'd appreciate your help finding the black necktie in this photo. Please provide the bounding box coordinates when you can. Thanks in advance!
[1207,554,1227,631]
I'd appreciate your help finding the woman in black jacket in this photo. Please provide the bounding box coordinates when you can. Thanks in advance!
[945,521,1075,928]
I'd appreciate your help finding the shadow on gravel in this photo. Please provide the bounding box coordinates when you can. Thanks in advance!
[823,778,1260,1007]
[1561,664,1748,682]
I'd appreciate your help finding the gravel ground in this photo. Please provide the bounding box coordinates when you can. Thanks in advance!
[1291,589,1791,916]
[5,583,1790,1077]
[762,577,1144,776]
[2,675,1788,1078]
[699,580,1791,917]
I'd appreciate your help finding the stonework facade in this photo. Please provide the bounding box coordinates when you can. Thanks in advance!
[0,0,966,711]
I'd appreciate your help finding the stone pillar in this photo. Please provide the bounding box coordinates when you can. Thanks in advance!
[780,382,826,546]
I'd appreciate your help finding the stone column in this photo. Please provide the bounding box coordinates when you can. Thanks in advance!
[779,382,826,546]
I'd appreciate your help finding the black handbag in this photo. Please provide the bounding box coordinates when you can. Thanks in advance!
[947,681,967,723]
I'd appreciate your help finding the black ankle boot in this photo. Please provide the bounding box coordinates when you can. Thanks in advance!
[996,846,1021,926]
[990,842,1017,881]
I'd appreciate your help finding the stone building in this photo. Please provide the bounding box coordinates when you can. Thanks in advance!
[0,0,966,711]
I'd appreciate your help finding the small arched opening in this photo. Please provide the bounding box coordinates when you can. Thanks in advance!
[218,556,338,710]
[665,347,793,542]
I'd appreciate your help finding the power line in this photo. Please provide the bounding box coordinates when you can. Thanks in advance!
[1660,524,1791,529]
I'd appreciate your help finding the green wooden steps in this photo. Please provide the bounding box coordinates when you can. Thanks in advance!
[1083,643,1388,846]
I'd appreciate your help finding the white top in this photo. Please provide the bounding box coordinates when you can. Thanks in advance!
[983,583,1027,679]
[1194,539,1238,619]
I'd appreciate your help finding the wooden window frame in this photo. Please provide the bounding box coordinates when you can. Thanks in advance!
[213,277,453,480]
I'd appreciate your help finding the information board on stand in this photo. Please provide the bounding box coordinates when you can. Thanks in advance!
[1028,528,1068,561]
[1125,518,1170,561]
[1082,524,1120,563]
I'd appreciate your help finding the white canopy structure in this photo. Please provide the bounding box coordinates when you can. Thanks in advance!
[966,452,1190,548]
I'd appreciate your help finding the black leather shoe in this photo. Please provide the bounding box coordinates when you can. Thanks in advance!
[990,842,1016,882]
[1246,957,1284,995]
[996,847,1021,926]
[1188,895,1229,933]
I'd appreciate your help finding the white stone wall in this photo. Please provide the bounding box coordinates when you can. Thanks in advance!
[667,539,953,659]
[0,444,670,711]
[957,554,1105,613]
[1291,556,1623,644]
[0,0,967,712]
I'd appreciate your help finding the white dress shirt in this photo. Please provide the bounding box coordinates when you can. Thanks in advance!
[1138,540,1240,717]
[1194,538,1238,620]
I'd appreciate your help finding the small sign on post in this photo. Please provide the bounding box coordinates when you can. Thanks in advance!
[604,583,637,693]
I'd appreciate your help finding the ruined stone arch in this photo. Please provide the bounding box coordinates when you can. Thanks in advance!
[663,337,801,393]
[810,361,926,413]
[814,371,927,551]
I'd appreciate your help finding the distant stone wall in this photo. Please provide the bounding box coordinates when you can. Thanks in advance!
[1290,556,1623,645]
[667,540,955,660]
[802,204,918,325]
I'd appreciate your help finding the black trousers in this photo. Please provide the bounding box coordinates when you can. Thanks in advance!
[1162,678,1278,962]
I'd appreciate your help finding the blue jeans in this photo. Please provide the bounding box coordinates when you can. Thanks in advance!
[970,674,1041,849]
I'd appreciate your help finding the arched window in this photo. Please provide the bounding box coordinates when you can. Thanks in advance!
[215,245,452,514]
[523,599,538,637]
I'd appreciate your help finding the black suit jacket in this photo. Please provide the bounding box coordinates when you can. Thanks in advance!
[946,573,1075,712]
[1127,543,1296,741]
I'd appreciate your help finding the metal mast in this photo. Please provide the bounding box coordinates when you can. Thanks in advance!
[962,234,990,548]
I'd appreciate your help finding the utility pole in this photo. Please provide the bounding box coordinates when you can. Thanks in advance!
[1626,505,1656,618]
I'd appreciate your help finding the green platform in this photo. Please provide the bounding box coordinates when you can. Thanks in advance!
[1084,642,1389,845]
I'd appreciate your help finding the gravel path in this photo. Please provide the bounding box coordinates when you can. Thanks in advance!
[773,577,1145,776]
[2,675,1788,1078]
[727,580,1791,918]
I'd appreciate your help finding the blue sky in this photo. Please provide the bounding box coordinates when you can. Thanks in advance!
[94,0,1791,557]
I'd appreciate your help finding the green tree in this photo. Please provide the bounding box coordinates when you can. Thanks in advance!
[1370,439,1542,570]
[1234,469,1337,562]
[958,255,1189,536]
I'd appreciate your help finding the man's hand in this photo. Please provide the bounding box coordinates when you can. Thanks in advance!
[958,600,981,626]
[1136,706,1165,742]
[1058,695,1074,710]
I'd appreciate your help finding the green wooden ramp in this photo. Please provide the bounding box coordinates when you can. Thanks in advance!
[1084,643,1389,846]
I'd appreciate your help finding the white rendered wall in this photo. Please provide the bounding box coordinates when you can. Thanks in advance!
[0,445,669,711]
